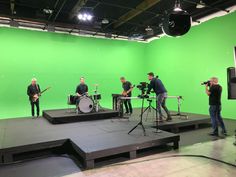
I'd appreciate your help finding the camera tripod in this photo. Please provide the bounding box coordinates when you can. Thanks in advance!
[128,96,161,136]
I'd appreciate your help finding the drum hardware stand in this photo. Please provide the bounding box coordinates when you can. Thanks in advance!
[170,96,188,120]
[93,84,104,112]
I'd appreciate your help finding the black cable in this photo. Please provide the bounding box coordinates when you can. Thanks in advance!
[104,154,236,168]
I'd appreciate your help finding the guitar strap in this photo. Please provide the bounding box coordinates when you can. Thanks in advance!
[36,84,39,93]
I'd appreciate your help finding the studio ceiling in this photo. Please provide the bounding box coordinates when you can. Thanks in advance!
[0,0,235,41]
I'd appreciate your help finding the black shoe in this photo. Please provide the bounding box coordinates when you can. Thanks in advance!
[166,117,172,121]
[157,119,164,123]
[221,131,227,136]
[208,132,219,136]
[125,112,129,114]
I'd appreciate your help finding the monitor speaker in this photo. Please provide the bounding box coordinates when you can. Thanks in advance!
[162,10,191,37]
[227,67,236,99]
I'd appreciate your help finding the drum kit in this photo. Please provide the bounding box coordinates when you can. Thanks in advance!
[67,84,102,114]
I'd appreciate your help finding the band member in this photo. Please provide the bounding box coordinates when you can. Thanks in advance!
[75,77,88,106]
[76,77,88,96]
[27,78,41,118]
[205,77,227,136]
[146,72,171,122]
[120,77,133,114]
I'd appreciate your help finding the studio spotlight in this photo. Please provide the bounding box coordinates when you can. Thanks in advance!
[162,0,191,37]
[77,13,93,21]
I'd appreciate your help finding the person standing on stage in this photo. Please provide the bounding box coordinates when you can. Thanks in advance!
[76,77,88,97]
[146,72,172,122]
[27,78,41,118]
[205,77,227,136]
[120,77,133,114]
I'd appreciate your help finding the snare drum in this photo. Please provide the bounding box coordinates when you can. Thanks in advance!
[77,96,94,113]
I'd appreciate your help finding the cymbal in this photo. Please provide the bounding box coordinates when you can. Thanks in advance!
[93,84,99,86]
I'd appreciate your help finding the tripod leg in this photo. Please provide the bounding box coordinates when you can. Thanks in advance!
[128,122,140,134]
[140,123,146,136]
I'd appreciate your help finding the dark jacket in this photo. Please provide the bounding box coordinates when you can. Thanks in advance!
[147,77,167,95]
[27,84,41,101]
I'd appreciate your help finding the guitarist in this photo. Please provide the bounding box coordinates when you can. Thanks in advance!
[27,78,41,118]
[120,77,133,114]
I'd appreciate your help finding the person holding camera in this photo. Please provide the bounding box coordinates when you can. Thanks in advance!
[146,72,172,122]
[205,77,227,136]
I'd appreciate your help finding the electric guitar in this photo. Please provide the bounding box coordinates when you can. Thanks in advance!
[32,87,51,102]
[122,85,135,96]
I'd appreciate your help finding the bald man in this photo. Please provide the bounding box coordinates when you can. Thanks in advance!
[205,77,227,136]
[27,78,41,118]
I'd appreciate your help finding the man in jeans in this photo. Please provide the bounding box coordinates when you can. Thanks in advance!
[205,77,227,136]
[146,72,172,122]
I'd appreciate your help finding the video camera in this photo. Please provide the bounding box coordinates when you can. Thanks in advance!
[201,81,211,86]
[137,82,148,91]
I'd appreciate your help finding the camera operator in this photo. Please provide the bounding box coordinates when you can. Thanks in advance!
[205,77,227,136]
[146,72,172,122]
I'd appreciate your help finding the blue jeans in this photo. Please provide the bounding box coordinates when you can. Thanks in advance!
[209,105,226,134]
[156,92,170,119]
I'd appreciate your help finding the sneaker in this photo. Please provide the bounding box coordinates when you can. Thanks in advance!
[208,132,219,136]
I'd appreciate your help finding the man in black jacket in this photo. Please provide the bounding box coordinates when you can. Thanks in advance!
[205,77,227,136]
[27,78,41,118]
[146,72,171,122]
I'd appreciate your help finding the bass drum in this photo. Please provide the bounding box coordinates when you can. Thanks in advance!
[77,96,94,113]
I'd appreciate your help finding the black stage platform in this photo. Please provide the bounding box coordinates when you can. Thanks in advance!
[0,117,179,169]
[43,108,119,124]
[154,112,211,133]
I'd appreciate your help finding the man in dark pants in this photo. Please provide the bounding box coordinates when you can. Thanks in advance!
[146,72,171,122]
[27,78,41,118]
[120,77,133,114]
[205,77,227,136]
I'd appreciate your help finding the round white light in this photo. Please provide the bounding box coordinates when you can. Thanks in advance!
[78,14,83,20]
[87,15,92,21]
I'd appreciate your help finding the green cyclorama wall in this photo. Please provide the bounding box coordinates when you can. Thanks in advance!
[146,11,236,119]
[0,28,146,119]
[0,11,235,120]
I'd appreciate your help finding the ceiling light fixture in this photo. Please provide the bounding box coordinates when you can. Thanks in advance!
[196,0,206,9]
[174,0,182,12]
[101,18,109,24]
[77,13,93,21]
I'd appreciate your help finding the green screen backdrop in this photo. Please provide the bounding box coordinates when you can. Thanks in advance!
[0,28,146,119]
[0,11,236,119]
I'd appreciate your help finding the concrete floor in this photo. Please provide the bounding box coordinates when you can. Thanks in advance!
[64,137,236,177]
